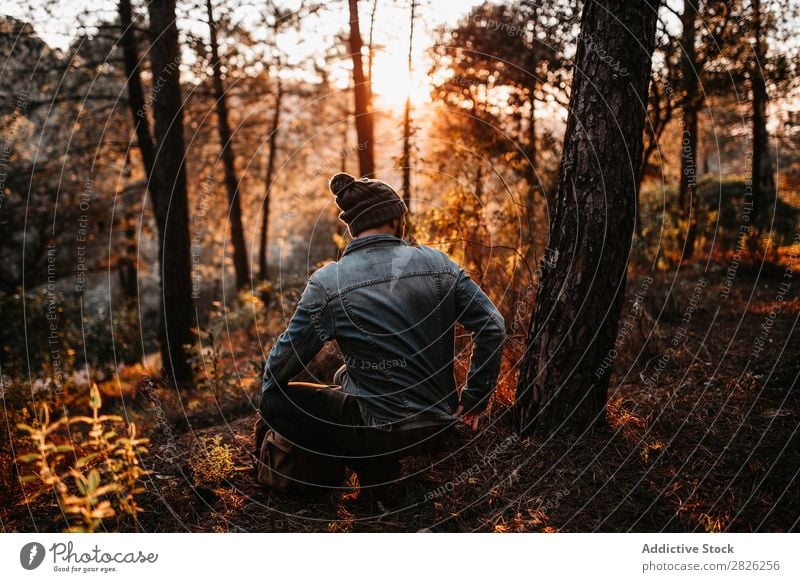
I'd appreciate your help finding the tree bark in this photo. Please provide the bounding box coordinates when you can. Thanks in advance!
[206,0,250,289]
[259,62,282,281]
[147,0,195,387]
[346,0,375,177]
[750,0,775,222]
[514,0,658,437]
[679,0,699,261]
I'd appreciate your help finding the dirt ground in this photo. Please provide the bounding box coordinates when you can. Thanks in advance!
[3,271,798,532]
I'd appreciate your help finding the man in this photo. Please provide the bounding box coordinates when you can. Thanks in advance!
[259,172,506,486]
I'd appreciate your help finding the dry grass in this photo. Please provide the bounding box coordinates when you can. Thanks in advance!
[2,272,798,532]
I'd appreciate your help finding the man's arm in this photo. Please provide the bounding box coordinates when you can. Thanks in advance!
[262,279,331,393]
[452,265,506,415]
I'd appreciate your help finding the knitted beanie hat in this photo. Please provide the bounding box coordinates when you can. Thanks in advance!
[329,172,408,236]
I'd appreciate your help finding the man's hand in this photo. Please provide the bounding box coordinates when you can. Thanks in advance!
[454,404,481,432]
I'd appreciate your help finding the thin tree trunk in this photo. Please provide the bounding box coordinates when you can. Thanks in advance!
[334,113,349,258]
[525,81,539,240]
[259,62,282,281]
[118,179,143,365]
[346,0,375,177]
[639,39,677,242]
[679,0,699,261]
[117,224,138,300]
[118,0,155,180]
[401,98,412,206]
[118,0,157,366]
[514,0,658,437]
[527,84,537,175]
[401,0,416,209]
[117,152,138,302]
[639,79,659,238]
[525,0,538,184]
[467,163,485,280]
[147,0,195,387]
[639,79,673,240]
[524,4,540,258]
[206,0,250,289]
[366,0,378,109]
[751,0,775,222]
[117,0,147,302]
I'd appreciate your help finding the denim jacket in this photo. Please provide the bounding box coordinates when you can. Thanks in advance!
[261,234,506,430]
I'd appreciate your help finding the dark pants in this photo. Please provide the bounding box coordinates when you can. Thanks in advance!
[259,377,453,485]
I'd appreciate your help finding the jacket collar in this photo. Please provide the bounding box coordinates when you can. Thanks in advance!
[342,234,407,257]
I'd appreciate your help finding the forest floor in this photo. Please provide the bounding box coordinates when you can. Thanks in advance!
[3,265,799,532]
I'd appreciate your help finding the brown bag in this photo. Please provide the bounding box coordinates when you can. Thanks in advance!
[254,417,346,493]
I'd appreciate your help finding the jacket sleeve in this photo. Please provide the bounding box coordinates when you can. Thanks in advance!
[261,279,332,393]
[453,265,506,413]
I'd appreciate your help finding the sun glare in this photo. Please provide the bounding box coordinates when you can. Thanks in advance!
[369,50,431,112]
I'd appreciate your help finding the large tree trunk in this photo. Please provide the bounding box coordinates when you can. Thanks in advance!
[259,64,282,281]
[401,0,416,210]
[514,0,657,437]
[346,0,375,177]
[206,0,250,289]
[147,0,195,387]
[750,0,775,222]
[679,0,699,261]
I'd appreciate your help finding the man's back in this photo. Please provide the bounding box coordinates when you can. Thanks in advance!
[262,172,505,436]
[286,233,506,429]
